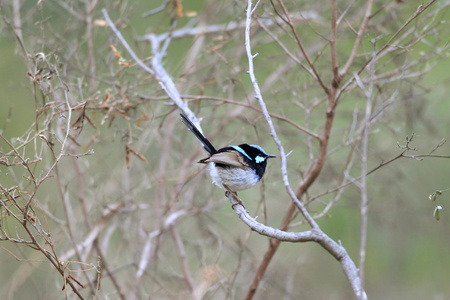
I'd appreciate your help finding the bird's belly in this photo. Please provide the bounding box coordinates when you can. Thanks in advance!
[208,163,260,191]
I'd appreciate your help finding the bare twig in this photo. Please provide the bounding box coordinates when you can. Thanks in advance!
[244,0,317,228]
[171,226,195,292]
[339,0,437,99]
[274,0,329,94]
[354,38,376,293]
[339,0,374,79]
[331,0,339,80]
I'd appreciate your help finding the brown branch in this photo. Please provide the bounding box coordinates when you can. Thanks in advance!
[339,0,437,99]
[243,1,356,298]
[19,215,85,298]
[331,0,339,81]
[308,151,407,204]
[256,17,316,81]
[274,0,330,94]
[339,0,374,79]
[360,0,436,75]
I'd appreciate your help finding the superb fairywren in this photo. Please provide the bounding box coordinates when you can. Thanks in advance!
[180,114,276,194]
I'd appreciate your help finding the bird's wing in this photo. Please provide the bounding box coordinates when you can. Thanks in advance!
[200,151,247,169]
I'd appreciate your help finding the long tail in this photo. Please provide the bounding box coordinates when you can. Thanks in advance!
[180,114,217,155]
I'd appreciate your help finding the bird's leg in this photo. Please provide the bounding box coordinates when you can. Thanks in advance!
[223,184,245,209]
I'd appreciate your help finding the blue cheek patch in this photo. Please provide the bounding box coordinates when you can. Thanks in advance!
[230,145,252,161]
[255,155,265,164]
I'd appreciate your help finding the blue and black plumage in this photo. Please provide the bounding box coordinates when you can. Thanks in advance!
[180,113,275,192]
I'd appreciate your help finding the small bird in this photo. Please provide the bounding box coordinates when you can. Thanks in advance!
[180,113,275,196]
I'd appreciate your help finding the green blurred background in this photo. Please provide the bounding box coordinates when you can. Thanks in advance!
[1,0,450,299]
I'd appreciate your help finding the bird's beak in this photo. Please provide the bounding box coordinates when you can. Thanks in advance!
[267,154,276,158]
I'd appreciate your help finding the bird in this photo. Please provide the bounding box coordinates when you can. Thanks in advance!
[180,113,275,198]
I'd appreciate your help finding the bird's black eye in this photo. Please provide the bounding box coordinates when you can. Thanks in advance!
[250,144,270,156]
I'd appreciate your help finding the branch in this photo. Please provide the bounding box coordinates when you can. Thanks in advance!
[257,18,316,81]
[274,0,329,94]
[243,1,365,299]
[137,10,320,42]
[171,226,195,292]
[330,0,339,81]
[339,0,374,79]
[359,1,436,75]
[172,94,321,140]
[101,9,202,130]
[339,0,437,98]
[354,41,376,291]
[245,0,318,227]
[227,193,367,299]
[101,9,155,77]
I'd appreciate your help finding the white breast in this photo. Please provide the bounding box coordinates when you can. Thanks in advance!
[208,162,260,192]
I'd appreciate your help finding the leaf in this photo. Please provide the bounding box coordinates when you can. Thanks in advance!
[433,206,442,221]
[429,190,442,202]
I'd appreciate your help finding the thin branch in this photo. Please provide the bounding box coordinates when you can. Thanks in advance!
[275,0,329,94]
[257,18,316,80]
[339,0,437,98]
[101,9,155,77]
[339,0,374,79]
[142,0,169,18]
[331,0,339,81]
[359,0,436,76]
[243,1,366,299]
[172,94,321,140]
[171,226,195,292]
[102,9,201,131]
[137,10,320,42]
[245,0,318,228]
[354,38,376,292]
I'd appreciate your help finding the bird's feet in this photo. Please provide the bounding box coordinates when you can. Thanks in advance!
[223,185,246,209]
